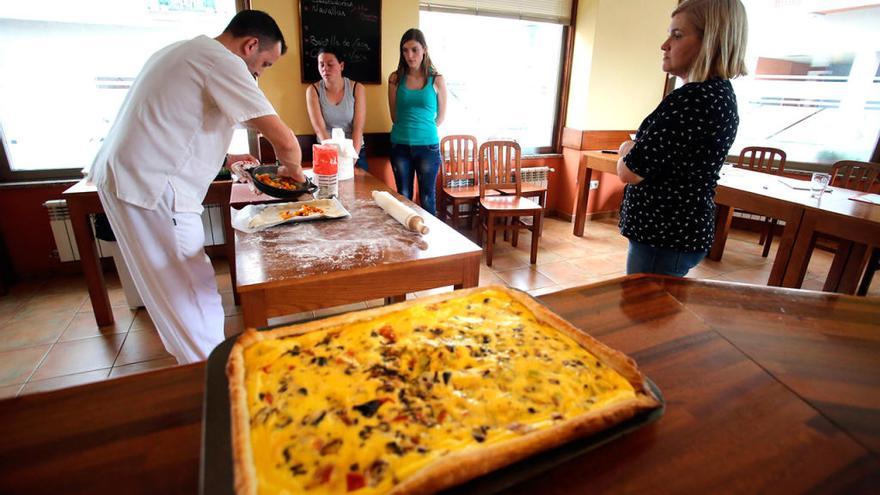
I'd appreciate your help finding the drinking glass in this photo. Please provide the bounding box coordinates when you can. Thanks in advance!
[810,172,831,198]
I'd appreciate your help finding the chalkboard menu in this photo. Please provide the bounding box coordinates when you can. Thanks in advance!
[300,0,382,84]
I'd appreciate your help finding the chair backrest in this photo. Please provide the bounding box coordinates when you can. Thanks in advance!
[439,135,478,187]
[479,140,521,197]
[829,160,880,192]
[736,146,787,175]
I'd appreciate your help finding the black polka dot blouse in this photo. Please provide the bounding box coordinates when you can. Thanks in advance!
[619,78,739,253]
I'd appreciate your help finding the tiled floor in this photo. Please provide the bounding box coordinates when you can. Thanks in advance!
[0,216,875,400]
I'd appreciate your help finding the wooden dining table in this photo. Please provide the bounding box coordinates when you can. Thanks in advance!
[234,169,482,328]
[1,275,877,494]
[569,159,879,293]
[572,151,619,237]
[61,179,234,326]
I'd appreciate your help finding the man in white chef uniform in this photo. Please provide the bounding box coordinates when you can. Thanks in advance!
[88,10,304,364]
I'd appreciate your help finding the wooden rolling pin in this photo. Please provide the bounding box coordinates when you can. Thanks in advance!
[371,191,430,235]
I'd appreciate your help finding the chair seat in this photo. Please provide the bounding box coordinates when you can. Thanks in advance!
[494,184,547,195]
[443,186,500,199]
[480,195,542,212]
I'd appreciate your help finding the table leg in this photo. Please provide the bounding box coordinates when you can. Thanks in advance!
[68,199,113,326]
[241,292,268,329]
[782,212,818,288]
[824,241,868,294]
[573,162,591,237]
[454,254,480,290]
[709,204,733,261]
[223,206,239,305]
[766,209,804,287]
[385,295,406,305]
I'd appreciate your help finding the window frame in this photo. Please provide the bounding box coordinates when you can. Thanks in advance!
[0,0,250,183]
[418,6,574,156]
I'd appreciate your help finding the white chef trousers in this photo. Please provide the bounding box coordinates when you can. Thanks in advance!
[97,184,224,364]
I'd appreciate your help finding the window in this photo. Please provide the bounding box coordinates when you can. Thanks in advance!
[729,0,880,166]
[419,10,565,153]
[0,0,240,180]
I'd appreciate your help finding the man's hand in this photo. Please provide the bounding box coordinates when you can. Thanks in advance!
[277,163,306,184]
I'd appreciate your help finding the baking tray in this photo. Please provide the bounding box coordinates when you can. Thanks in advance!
[200,334,664,495]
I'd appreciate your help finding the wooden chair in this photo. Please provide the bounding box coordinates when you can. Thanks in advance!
[734,146,787,257]
[829,160,880,295]
[437,135,497,229]
[476,141,543,266]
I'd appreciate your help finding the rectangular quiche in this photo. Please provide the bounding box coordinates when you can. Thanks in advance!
[227,286,660,494]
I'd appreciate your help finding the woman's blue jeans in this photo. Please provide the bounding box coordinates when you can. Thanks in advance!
[626,239,706,277]
[390,143,441,216]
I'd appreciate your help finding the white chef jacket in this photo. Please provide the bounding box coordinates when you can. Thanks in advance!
[89,35,275,213]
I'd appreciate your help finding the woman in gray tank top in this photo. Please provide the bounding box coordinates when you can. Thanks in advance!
[306,46,368,170]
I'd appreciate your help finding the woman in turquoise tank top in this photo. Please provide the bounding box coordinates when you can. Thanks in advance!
[388,28,447,216]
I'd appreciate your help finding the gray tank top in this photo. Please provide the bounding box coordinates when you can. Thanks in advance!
[317,77,355,138]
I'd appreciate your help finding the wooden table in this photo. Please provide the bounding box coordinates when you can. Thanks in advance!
[782,189,880,293]
[234,169,482,328]
[572,151,619,237]
[1,276,877,494]
[62,179,234,326]
[709,166,811,286]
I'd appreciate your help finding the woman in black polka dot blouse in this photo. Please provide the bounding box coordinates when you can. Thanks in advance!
[617,0,748,277]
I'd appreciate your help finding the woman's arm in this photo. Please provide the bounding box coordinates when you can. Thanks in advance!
[387,72,398,123]
[305,84,330,142]
[352,81,366,150]
[616,140,644,184]
[434,74,447,126]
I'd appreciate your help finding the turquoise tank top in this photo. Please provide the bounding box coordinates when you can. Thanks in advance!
[390,75,439,145]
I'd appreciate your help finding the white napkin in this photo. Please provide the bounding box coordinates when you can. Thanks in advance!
[321,128,360,181]
[372,191,429,235]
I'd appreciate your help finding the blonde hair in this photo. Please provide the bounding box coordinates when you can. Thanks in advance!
[673,0,749,82]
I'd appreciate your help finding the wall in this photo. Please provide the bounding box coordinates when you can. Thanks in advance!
[560,0,677,219]
[253,0,418,135]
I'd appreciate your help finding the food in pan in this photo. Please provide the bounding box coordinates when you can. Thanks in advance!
[256,172,307,191]
[227,286,660,494]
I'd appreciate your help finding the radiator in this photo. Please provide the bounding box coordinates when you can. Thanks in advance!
[443,166,555,188]
[44,200,226,263]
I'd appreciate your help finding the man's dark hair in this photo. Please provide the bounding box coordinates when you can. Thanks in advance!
[224,10,287,55]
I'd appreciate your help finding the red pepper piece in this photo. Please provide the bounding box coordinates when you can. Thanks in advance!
[346,472,366,491]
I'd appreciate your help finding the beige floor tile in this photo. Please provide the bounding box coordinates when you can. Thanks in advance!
[799,277,827,292]
[485,250,528,271]
[415,286,455,298]
[494,266,556,291]
[566,254,627,277]
[12,292,88,320]
[116,330,173,366]
[109,357,177,379]
[221,291,241,316]
[535,261,598,286]
[313,302,367,318]
[31,334,126,381]
[0,311,73,352]
[224,314,245,337]
[0,345,52,386]
[717,265,775,285]
[130,309,157,332]
[267,311,316,327]
[58,307,135,342]
[20,369,111,396]
[527,285,561,297]
[479,270,508,287]
[0,383,22,399]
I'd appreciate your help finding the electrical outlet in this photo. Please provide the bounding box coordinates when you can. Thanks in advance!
[589,180,600,190]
